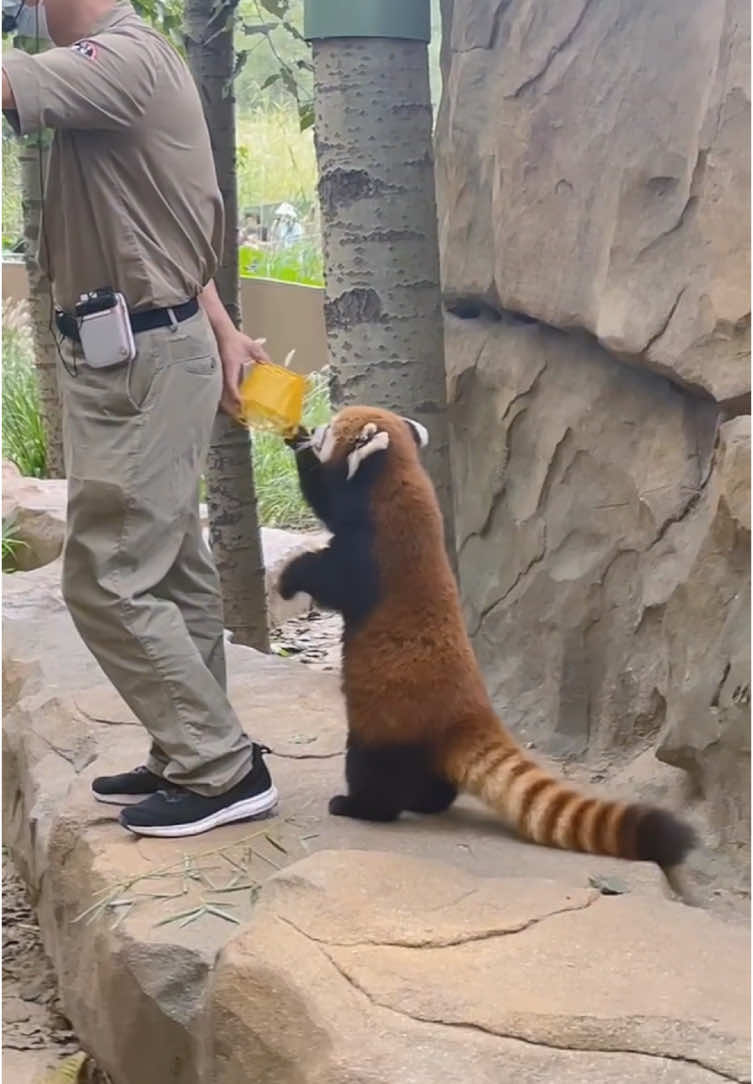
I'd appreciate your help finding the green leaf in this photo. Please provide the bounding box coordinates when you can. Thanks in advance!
[280,66,299,101]
[298,101,315,131]
[258,0,289,17]
[282,19,305,42]
[232,50,249,80]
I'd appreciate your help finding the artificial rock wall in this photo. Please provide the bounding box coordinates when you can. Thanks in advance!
[435,0,750,862]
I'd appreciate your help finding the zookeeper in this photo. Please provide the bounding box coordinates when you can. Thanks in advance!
[2,0,279,837]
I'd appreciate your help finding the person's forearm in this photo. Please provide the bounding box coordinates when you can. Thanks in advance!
[2,71,17,111]
[199,279,237,345]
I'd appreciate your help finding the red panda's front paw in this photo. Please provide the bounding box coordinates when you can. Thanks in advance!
[284,425,311,451]
[328,795,351,816]
[278,561,301,600]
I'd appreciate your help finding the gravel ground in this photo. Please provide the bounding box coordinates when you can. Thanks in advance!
[1,853,109,1083]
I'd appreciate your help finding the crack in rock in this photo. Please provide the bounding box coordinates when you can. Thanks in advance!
[458,362,548,560]
[315,946,742,1082]
[443,297,725,402]
[267,748,344,761]
[471,531,548,638]
[274,890,598,951]
[506,0,597,99]
[29,728,96,774]
[642,286,688,355]
[647,433,718,551]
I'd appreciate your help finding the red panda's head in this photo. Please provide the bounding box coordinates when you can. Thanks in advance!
[310,406,429,481]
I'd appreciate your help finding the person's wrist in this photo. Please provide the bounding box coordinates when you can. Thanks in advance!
[214,323,240,350]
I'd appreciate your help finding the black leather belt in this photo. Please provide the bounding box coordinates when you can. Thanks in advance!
[55,297,199,343]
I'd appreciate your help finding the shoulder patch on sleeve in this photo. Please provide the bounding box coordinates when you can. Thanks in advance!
[71,40,98,60]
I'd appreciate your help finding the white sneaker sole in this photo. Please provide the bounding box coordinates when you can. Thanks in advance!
[94,792,158,806]
[120,785,279,838]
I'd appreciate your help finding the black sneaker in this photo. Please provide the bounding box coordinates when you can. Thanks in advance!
[92,765,168,806]
[118,746,278,838]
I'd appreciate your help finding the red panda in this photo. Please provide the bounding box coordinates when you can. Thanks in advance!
[278,406,697,896]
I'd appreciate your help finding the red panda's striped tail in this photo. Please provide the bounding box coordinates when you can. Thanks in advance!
[441,728,697,877]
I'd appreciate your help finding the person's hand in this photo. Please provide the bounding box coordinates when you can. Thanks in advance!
[217,330,271,417]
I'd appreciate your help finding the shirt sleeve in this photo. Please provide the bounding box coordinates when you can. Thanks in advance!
[2,33,158,135]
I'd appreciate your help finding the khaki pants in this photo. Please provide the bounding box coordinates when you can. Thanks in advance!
[59,308,255,796]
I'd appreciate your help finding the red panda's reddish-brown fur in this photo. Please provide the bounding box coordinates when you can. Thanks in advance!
[282,406,697,890]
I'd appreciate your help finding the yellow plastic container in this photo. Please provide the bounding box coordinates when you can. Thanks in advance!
[238,354,305,437]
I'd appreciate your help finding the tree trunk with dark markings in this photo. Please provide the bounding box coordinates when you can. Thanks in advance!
[184,0,270,651]
[311,35,457,566]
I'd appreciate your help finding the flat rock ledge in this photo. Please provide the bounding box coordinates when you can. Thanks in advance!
[3,575,750,1084]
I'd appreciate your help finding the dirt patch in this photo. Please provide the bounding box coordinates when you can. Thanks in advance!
[2,852,113,1082]
[271,607,343,670]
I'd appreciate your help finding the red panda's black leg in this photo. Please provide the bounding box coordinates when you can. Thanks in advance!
[328,793,401,821]
[292,447,332,525]
[329,741,404,821]
[405,777,458,814]
[329,740,449,823]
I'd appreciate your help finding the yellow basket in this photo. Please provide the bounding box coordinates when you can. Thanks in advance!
[239,359,305,438]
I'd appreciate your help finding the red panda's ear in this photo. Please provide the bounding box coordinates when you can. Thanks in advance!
[402,417,429,449]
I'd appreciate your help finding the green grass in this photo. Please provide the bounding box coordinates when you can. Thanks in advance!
[240,241,323,287]
[2,299,46,477]
[2,516,28,572]
[235,106,318,219]
[2,122,23,251]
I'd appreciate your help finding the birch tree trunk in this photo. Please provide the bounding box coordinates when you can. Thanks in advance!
[184,0,270,651]
[310,32,457,563]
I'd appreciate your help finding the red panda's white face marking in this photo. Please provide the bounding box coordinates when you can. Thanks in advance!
[310,408,429,479]
[311,424,334,462]
[346,423,390,479]
[311,420,391,479]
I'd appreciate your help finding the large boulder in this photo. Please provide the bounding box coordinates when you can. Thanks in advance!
[2,459,67,572]
[3,565,749,1082]
[445,314,750,871]
[204,850,749,1084]
[656,416,751,856]
[436,0,751,875]
[436,0,750,403]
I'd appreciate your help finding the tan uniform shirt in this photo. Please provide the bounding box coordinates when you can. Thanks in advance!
[3,2,224,312]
